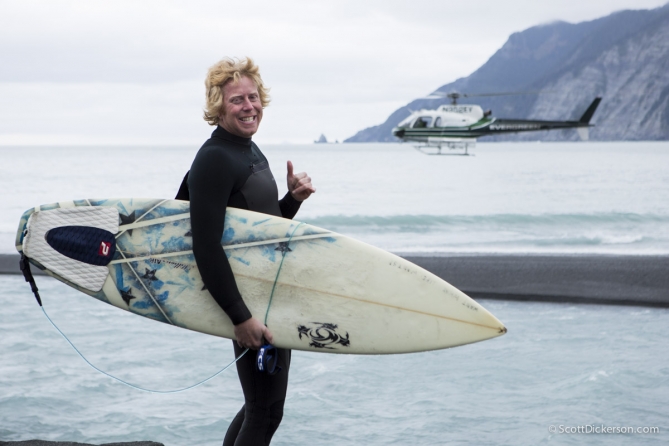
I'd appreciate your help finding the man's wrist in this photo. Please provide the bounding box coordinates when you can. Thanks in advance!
[287,191,302,202]
[227,300,252,325]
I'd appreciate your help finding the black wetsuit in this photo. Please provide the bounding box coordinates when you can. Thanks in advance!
[176,125,301,446]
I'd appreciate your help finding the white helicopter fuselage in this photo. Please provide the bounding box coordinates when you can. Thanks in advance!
[396,104,487,129]
[392,104,492,151]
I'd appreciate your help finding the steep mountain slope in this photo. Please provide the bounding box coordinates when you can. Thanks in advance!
[346,4,669,142]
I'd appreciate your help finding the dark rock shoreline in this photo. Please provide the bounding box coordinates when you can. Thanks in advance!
[2,253,668,307]
[403,253,669,308]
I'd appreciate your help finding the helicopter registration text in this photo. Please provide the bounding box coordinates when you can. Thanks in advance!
[489,123,542,131]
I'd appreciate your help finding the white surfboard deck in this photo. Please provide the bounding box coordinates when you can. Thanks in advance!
[16,198,506,354]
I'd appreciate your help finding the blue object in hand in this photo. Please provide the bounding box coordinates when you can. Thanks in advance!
[257,343,282,375]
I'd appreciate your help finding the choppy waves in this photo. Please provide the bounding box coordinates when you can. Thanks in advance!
[2,212,666,255]
[301,212,669,254]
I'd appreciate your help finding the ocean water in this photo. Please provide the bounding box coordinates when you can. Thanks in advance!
[1,142,668,445]
[1,275,667,445]
[1,141,669,254]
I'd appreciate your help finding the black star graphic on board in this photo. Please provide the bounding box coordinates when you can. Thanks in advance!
[119,211,137,236]
[142,268,158,281]
[120,287,135,305]
[275,242,292,255]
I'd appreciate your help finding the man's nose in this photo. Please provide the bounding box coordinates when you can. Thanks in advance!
[241,97,253,109]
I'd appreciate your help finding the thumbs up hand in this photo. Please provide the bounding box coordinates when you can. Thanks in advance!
[287,160,316,201]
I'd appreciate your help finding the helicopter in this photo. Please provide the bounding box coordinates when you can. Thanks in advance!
[392,92,602,155]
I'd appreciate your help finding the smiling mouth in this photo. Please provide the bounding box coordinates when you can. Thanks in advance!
[240,116,256,122]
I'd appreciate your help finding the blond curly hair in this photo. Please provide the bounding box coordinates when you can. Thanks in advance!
[203,57,271,126]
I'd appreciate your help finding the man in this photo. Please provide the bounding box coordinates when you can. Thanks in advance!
[176,57,315,446]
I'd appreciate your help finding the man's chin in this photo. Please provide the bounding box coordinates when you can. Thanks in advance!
[239,126,258,138]
[237,127,258,138]
[221,123,258,138]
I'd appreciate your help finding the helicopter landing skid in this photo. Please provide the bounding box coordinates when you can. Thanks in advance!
[413,140,475,156]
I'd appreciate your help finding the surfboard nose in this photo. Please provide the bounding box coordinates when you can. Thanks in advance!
[489,310,507,336]
[471,301,507,340]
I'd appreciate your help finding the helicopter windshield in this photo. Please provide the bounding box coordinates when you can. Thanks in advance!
[413,117,432,128]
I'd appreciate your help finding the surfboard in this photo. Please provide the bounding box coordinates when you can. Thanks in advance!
[16,198,506,354]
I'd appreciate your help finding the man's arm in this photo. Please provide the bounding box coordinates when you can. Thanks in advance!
[188,146,252,325]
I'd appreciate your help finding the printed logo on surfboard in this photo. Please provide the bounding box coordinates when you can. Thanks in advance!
[98,241,112,257]
[297,322,350,349]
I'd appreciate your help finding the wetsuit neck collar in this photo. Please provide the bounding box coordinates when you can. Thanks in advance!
[212,125,253,146]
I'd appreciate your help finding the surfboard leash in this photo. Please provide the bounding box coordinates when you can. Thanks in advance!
[19,253,42,306]
[20,253,250,394]
[20,221,304,392]
[256,222,304,376]
[263,221,304,325]
[256,222,303,375]
[39,305,248,394]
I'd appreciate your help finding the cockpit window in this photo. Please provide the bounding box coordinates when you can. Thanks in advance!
[434,117,442,127]
[413,117,432,128]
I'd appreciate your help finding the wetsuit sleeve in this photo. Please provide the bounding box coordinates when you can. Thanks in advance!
[188,146,252,325]
[175,172,190,201]
[279,192,302,219]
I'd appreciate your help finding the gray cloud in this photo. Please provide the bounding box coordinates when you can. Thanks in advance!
[1,0,666,143]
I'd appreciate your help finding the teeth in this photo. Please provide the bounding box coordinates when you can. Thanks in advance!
[240,117,254,122]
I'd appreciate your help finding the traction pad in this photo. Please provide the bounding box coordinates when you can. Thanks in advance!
[46,225,117,266]
[23,207,119,292]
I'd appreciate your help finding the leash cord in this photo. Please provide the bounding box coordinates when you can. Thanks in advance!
[29,221,304,394]
[264,222,303,325]
[40,305,248,394]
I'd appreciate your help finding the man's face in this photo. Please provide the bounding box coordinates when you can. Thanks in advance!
[219,76,263,138]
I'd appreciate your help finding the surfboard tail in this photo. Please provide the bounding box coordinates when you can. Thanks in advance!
[19,207,119,292]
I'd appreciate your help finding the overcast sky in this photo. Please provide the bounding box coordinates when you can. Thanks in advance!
[1,0,667,145]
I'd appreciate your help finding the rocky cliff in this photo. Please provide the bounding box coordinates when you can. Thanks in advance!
[346,4,669,142]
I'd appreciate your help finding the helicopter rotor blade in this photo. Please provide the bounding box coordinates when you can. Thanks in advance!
[422,91,449,99]
[418,90,549,104]
[462,90,549,98]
